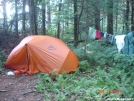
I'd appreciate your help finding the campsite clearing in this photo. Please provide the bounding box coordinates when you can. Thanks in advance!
[0,69,44,101]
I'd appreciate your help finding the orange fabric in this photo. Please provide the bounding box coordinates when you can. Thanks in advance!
[14,70,22,75]
[6,35,79,74]
[59,50,78,74]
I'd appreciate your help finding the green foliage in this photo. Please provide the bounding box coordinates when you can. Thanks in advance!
[46,26,57,36]
[79,60,90,72]
[85,40,116,67]
[114,53,134,72]
[0,50,6,72]
[37,67,134,100]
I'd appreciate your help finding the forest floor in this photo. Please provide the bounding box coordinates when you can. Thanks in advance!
[0,68,44,101]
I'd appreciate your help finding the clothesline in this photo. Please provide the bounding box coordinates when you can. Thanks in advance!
[89,27,134,55]
[89,27,115,43]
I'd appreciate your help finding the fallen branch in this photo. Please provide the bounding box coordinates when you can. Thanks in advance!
[22,90,35,95]
[0,90,7,92]
[66,40,85,44]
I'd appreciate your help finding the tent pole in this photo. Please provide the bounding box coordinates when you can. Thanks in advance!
[25,44,29,71]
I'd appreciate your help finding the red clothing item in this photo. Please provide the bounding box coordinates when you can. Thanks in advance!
[96,30,102,40]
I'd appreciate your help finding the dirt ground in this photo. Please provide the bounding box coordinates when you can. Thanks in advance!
[0,69,44,101]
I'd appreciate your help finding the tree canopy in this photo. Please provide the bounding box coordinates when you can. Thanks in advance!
[0,0,134,47]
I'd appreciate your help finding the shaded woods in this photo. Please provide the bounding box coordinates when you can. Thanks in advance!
[0,0,134,51]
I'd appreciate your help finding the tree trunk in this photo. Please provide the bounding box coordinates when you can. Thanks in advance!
[74,0,78,47]
[47,0,51,27]
[131,0,134,30]
[42,3,46,35]
[84,0,89,59]
[125,0,129,33]
[2,0,7,32]
[33,1,37,34]
[57,0,62,39]
[78,0,84,40]
[94,0,100,30]
[115,1,119,33]
[29,0,33,34]
[107,0,113,34]
[94,9,100,30]
[22,0,26,33]
[15,0,18,37]
[29,0,37,35]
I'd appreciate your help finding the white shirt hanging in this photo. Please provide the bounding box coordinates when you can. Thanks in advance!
[115,35,126,52]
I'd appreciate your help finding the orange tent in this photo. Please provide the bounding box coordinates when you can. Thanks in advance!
[5,35,78,75]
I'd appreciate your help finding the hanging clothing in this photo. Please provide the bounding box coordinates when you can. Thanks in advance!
[96,30,102,40]
[121,31,134,55]
[114,35,126,52]
[104,33,107,38]
[100,32,104,37]
[121,35,129,54]
[105,33,114,43]
[89,27,96,39]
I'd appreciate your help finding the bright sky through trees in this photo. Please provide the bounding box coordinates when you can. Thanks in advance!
[0,3,13,19]
[0,2,29,19]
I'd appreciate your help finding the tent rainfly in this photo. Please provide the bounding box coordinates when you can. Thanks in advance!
[5,35,78,75]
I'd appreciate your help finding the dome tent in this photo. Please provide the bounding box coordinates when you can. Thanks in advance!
[6,35,78,75]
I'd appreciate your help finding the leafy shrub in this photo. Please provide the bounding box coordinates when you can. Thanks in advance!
[0,30,20,53]
[114,53,134,72]
[78,60,90,72]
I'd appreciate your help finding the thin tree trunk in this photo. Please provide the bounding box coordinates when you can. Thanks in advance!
[94,0,100,30]
[33,1,37,34]
[107,0,113,34]
[57,0,62,39]
[115,1,118,33]
[115,15,118,32]
[22,0,26,33]
[131,0,134,30]
[29,0,37,35]
[125,0,129,33]
[101,19,103,32]
[2,0,7,32]
[61,22,64,40]
[15,0,18,38]
[74,0,78,47]
[29,0,34,34]
[78,0,84,40]
[84,0,89,59]
[42,4,46,35]
[47,0,51,27]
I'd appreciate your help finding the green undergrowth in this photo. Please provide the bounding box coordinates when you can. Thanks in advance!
[36,39,134,101]
[0,50,6,72]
